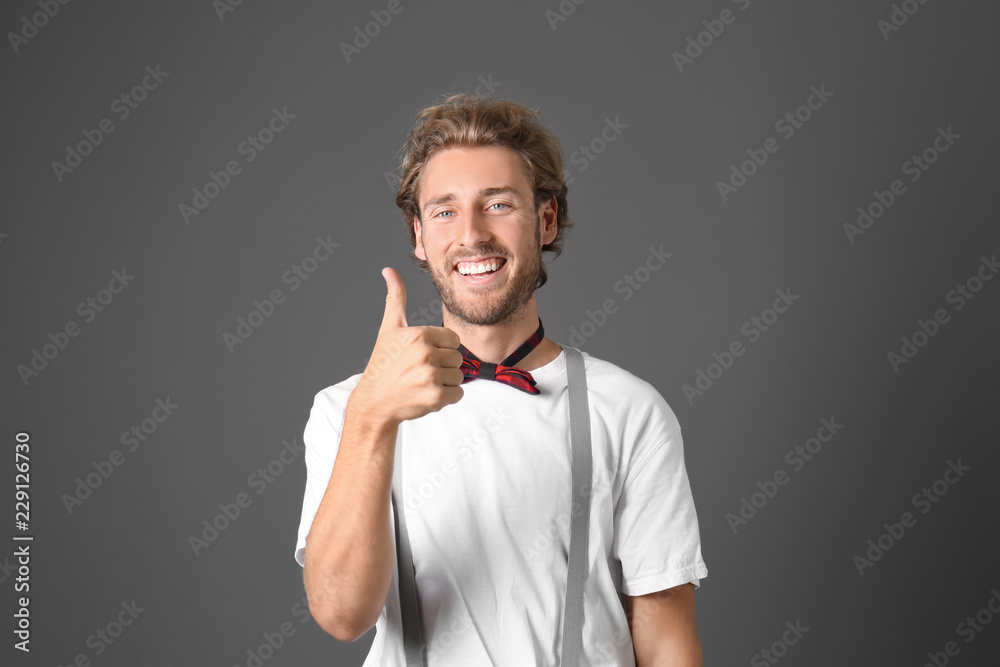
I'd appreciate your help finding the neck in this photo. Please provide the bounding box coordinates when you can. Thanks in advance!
[443,298,562,372]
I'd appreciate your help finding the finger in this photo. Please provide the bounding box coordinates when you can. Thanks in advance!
[443,367,466,387]
[440,385,464,406]
[431,348,465,370]
[380,267,408,330]
[430,365,466,386]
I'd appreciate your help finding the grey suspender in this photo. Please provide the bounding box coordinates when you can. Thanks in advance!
[390,346,592,666]
[560,346,592,666]
[392,436,424,667]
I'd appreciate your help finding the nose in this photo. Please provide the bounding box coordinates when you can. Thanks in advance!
[455,208,493,248]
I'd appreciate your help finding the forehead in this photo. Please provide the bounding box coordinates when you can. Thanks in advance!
[419,145,531,203]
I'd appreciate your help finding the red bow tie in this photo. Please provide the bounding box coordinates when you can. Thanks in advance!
[459,358,539,394]
[456,318,544,395]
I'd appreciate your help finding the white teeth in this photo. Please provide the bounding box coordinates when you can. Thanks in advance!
[458,260,501,275]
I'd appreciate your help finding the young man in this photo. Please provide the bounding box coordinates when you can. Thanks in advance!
[294,94,708,665]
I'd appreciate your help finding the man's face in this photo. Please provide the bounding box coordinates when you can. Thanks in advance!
[414,145,557,326]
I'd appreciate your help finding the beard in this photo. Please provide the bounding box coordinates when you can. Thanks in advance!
[426,215,543,327]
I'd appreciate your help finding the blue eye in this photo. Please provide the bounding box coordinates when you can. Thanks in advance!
[435,210,454,218]
[489,203,509,210]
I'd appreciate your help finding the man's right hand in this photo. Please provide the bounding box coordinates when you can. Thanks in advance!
[351,267,465,426]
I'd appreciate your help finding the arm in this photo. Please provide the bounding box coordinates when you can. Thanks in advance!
[626,583,702,667]
[301,267,464,642]
[302,398,399,642]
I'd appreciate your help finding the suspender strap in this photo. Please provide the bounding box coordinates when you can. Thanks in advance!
[561,346,592,666]
[391,347,591,666]
[392,442,427,667]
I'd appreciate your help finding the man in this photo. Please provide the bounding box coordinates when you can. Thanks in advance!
[294,94,708,665]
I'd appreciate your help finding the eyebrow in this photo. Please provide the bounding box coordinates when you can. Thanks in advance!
[422,187,524,215]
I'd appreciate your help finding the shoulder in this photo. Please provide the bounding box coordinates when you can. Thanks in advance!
[306,373,364,429]
[312,372,363,405]
[576,349,681,436]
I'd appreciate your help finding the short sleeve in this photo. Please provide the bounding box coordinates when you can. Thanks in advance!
[613,426,708,595]
[293,381,356,567]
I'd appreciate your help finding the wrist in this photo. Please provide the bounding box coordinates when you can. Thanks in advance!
[346,389,399,436]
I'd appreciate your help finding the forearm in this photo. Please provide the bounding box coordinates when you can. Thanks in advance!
[640,639,702,667]
[302,397,398,641]
[629,584,703,667]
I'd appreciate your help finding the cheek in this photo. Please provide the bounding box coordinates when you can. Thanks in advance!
[425,241,450,266]
[416,230,438,260]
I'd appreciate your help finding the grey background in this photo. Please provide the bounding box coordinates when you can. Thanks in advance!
[3,0,999,665]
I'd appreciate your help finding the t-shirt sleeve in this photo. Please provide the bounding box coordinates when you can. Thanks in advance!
[293,383,352,567]
[613,423,708,596]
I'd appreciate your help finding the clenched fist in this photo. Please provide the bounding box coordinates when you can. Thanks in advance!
[351,267,465,426]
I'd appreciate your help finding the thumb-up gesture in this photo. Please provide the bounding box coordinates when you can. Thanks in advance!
[352,267,465,426]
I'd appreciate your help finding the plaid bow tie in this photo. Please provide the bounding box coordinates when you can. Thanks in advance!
[456,318,544,395]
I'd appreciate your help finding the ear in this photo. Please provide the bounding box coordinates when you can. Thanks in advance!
[539,195,558,246]
[413,215,427,261]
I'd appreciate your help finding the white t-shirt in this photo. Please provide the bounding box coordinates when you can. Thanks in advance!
[294,345,708,666]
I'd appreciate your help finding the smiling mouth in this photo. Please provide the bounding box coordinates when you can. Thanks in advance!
[454,257,508,279]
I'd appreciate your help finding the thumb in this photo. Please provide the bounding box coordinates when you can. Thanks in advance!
[380,267,408,329]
